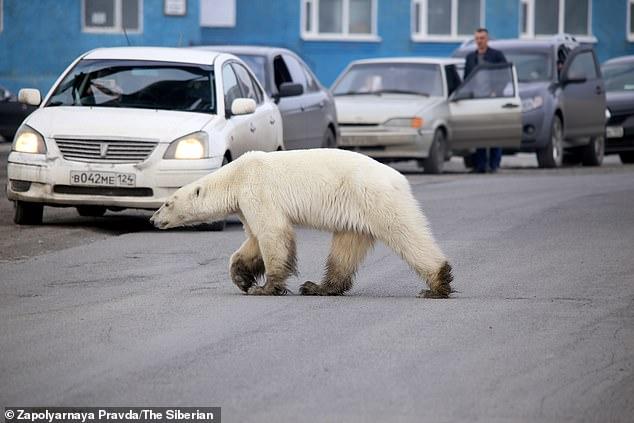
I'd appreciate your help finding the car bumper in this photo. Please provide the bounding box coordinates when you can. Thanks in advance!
[605,115,634,153]
[6,150,222,210]
[518,107,550,151]
[337,126,434,160]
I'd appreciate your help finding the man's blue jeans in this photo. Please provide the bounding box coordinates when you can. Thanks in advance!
[474,147,502,172]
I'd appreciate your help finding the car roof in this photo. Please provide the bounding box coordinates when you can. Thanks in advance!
[193,45,294,57]
[83,47,221,65]
[348,57,464,66]
[602,55,634,66]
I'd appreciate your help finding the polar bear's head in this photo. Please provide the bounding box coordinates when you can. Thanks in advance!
[151,174,235,229]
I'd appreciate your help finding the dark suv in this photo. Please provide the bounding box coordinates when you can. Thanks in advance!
[454,36,606,168]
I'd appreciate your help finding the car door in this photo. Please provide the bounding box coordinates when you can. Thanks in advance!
[231,62,279,152]
[447,63,522,150]
[281,54,326,148]
[560,46,606,139]
[273,55,307,150]
[221,63,254,159]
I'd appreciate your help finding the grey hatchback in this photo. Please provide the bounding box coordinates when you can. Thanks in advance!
[454,36,606,168]
[194,45,339,150]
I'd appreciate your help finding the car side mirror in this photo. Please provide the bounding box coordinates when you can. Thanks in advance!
[279,82,303,98]
[451,90,474,102]
[230,98,256,116]
[18,88,42,106]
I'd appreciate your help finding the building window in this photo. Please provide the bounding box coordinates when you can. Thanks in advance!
[82,0,142,33]
[200,0,235,27]
[521,0,591,38]
[412,0,483,41]
[629,0,634,41]
[301,0,379,41]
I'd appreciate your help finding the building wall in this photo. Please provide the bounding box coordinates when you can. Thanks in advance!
[1,0,633,94]
[0,0,200,94]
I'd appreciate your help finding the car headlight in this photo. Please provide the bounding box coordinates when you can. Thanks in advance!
[605,108,611,121]
[163,132,209,159]
[383,117,424,128]
[12,125,46,154]
[521,95,544,112]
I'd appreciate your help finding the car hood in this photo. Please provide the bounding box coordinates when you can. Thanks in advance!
[606,91,634,115]
[334,95,441,125]
[518,81,549,98]
[23,107,217,143]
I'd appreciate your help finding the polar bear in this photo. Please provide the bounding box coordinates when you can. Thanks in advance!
[150,149,453,298]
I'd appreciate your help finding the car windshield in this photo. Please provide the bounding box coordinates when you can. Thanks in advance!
[602,62,634,92]
[332,63,443,97]
[503,51,553,82]
[46,59,216,113]
[236,54,268,92]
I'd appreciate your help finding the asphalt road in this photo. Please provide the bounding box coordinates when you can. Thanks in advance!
[1,141,633,422]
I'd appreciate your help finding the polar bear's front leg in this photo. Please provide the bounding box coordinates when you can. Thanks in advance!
[247,226,297,296]
[300,232,374,296]
[230,236,264,293]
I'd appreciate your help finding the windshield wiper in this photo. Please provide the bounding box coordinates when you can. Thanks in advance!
[372,89,430,96]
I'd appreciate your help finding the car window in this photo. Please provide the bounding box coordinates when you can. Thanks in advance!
[273,55,293,91]
[282,54,308,91]
[566,51,598,80]
[236,54,269,92]
[445,65,462,96]
[302,65,321,93]
[504,51,553,82]
[602,62,634,92]
[454,64,515,99]
[332,63,443,97]
[231,62,259,103]
[222,63,242,112]
[46,59,215,113]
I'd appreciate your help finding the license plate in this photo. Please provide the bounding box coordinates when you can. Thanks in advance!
[70,171,136,187]
[606,126,624,138]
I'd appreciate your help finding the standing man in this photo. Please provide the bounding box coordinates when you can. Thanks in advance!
[464,28,507,173]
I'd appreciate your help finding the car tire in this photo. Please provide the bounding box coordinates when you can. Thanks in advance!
[76,206,107,217]
[321,128,336,148]
[14,201,43,225]
[197,155,229,231]
[581,135,604,167]
[422,129,446,174]
[619,151,634,164]
[537,116,564,168]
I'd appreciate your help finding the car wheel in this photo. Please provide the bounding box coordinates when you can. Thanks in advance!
[14,201,43,225]
[619,151,634,164]
[581,135,604,167]
[76,205,107,217]
[422,129,446,174]
[537,116,564,168]
[197,155,229,231]
[321,128,336,148]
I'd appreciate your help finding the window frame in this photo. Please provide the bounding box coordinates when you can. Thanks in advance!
[519,0,596,43]
[81,0,143,34]
[411,0,486,42]
[300,0,380,42]
[0,0,3,33]
[628,0,634,42]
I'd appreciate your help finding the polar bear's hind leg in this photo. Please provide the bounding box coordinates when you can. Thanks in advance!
[300,232,374,296]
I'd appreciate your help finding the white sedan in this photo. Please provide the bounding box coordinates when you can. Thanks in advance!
[7,47,283,229]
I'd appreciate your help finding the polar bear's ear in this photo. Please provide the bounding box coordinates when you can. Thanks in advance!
[194,186,201,197]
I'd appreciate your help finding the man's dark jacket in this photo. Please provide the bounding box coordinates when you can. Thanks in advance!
[464,47,507,78]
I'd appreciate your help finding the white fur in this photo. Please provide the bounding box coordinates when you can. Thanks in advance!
[151,149,449,294]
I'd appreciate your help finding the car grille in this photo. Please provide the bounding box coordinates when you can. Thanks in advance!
[55,138,158,163]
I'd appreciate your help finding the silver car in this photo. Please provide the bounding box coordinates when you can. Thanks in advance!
[332,57,522,173]
[194,45,339,150]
